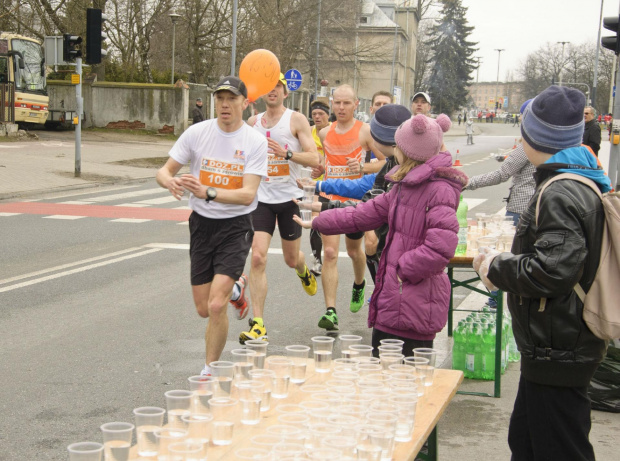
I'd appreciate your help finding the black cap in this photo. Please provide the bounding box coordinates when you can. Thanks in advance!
[213,76,248,98]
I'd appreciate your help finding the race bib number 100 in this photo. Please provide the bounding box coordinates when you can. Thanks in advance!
[199,158,244,190]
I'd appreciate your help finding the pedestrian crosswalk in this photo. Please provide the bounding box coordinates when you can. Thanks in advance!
[0,184,491,224]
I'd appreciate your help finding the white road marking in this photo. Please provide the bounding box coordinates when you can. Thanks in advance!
[134,196,180,205]
[115,203,151,208]
[26,185,141,202]
[145,243,350,257]
[42,215,86,220]
[83,188,167,203]
[59,201,93,205]
[0,212,21,216]
[110,218,152,223]
[0,246,162,292]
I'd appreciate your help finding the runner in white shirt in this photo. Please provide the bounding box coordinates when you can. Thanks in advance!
[156,76,267,375]
[239,73,320,344]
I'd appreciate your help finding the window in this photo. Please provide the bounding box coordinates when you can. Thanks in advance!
[359,16,368,24]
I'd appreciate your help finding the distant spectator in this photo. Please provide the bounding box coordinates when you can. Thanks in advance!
[582,106,601,156]
[458,113,462,125]
[192,98,205,124]
[478,111,482,122]
[466,118,474,145]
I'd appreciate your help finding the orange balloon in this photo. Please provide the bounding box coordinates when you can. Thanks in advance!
[239,49,281,103]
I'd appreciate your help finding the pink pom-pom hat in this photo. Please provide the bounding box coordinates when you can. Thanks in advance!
[394,114,451,161]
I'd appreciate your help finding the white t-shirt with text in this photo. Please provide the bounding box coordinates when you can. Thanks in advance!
[169,119,268,219]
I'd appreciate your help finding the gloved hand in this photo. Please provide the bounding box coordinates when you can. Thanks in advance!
[473,247,500,292]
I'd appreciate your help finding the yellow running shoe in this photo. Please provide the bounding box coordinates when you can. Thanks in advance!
[297,265,318,296]
[239,318,268,345]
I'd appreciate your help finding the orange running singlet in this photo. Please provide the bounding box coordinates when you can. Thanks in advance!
[321,120,364,202]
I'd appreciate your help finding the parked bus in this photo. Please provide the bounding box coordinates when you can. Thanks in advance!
[0,32,48,126]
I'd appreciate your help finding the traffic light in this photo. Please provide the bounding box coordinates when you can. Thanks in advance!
[86,8,107,65]
[602,15,620,55]
[63,34,82,62]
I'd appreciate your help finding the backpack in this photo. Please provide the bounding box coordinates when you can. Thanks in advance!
[536,173,620,341]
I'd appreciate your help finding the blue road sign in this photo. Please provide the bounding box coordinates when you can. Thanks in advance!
[285,69,303,92]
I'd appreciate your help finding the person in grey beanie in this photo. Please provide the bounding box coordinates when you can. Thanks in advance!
[474,85,611,461]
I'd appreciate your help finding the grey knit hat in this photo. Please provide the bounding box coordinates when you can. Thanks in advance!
[370,104,412,146]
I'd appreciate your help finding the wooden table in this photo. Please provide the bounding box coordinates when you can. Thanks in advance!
[447,256,504,398]
[129,363,463,460]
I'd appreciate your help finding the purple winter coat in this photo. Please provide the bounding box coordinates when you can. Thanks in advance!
[312,152,468,340]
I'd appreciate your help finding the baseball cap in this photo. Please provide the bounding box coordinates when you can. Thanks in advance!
[196,97,202,102]
[213,76,248,98]
[279,73,287,86]
[412,91,431,104]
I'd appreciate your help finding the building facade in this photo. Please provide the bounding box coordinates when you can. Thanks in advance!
[467,81,526,114]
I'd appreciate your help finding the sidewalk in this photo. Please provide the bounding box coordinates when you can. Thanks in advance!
[0,130,176,200]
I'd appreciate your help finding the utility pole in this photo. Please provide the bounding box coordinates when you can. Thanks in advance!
[494,49,504,113]
[557,41,569,87]
[592,0,605,109]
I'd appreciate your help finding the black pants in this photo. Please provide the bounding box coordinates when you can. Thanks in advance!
[371,327,433,358]
[508,376,595,461]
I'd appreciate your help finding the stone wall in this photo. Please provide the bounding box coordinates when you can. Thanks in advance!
[47,80,189,135]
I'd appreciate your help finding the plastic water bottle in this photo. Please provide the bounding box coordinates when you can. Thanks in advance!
[464,322,474,379]
[483,324,496,380]
[472,323,484,379]
[508,322,521,362]
[455,194,468,256]
[452,321,467,372]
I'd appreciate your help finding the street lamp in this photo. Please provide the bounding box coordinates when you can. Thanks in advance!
[169,11,181,85]
[494,49,504,113]
[557,41,570,86]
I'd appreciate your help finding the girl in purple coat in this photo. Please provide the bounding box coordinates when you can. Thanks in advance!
[295,114,468,355]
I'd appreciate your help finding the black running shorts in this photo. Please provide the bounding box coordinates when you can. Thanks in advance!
[188,212,254,286]
[251,200,302,241]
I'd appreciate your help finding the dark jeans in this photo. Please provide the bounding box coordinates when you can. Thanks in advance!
[371,327,433,358]
[509,376,595,461]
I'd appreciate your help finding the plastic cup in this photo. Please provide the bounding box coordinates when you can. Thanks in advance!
[300,209,312,222]
[277,413,311,429]
[267,424,304,443]
[377,344,403,354]
[209,361,234,397]
[67,442,104,461]
[311,336,335,373]
[308,423,341,450]
[244,340,268,369]
[133,407,166,458]
[369,189,385,199]
[477,236,498,251]
[338,335,363,357]
[249,368,275,412]
[235,447,271,460]
[168,441,203,460]
[266,356,292,398]
[379,352,404,371]
[309,447,343,460]
[349,344,374,358]
[165,390,193,429]
[250,434,283,452]
[231,348,256,380]
[303,184,315,201]
[155,428,188,458]
[286,345,311,384]
[187,375,216,414]
[181,413,211,460]
[100,422,133,461]
[356,442,383,460]
[323,435,357,458]
[300,167,313,180]
[209,397,238,445]
[235,380,264,425]
[272,442,306,458]
[333,358,360,371]
[379,338,404,348]
[413,348,438,386]
[388,394,418,442]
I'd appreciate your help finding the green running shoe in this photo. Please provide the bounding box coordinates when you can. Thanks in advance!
[318,309,339,331]
[350,281,366,313]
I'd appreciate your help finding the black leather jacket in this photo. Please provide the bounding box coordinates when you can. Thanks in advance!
[582,119,601,156]
[488,166,607,387]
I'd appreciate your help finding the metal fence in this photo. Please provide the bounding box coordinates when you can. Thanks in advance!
[1,82,15,123]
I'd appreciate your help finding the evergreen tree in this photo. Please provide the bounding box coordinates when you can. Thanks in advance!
[425,0,477,115]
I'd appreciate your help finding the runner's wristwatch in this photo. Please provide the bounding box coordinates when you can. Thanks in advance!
[205,187,217,202]
[285,149,294,160]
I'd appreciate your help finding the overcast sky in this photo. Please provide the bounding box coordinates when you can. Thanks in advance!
[459,0,617,82]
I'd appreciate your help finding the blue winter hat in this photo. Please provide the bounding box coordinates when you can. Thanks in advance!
[370,104,412,146]
[521,86,585,154]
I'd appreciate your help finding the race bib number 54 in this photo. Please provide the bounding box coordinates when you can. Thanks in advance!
[199,158,244,190]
